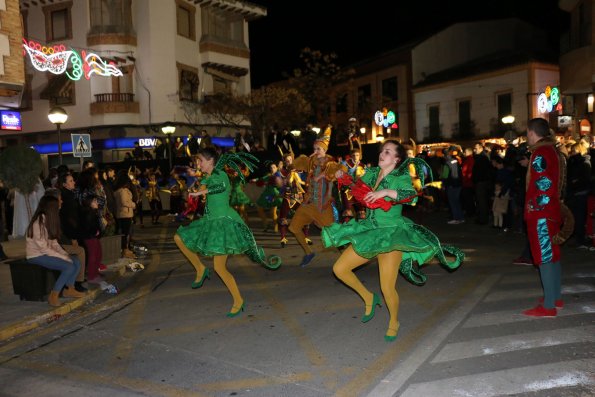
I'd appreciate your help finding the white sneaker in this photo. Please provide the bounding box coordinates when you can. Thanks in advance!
[447,220,459,224]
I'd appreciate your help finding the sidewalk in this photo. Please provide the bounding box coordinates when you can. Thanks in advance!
[0,233,145,343]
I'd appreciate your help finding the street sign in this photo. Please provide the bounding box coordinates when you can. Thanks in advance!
[71,133,92,158]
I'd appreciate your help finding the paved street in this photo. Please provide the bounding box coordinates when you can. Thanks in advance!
[0,208,594,397]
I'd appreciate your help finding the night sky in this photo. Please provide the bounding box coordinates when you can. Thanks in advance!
[248,0,569,88]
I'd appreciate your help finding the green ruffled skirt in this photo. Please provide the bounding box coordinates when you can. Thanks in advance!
[321,216,464,285]
[176,215,281,269]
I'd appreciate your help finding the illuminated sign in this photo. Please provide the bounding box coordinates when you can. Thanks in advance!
[22,38,123,80]
[374,108,398,129]
[0,110,22,131]
[537,85,560,114]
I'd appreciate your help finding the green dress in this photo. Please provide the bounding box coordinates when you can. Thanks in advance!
[255,173,283,209]
[176,169,279,268]
[229,175,252,207]
[321,162,463,285]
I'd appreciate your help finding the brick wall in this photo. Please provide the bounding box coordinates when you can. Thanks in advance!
[0,0,25,84]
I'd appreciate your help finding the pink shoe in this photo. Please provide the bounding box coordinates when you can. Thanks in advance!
[538,297,564,309]
[522,305,557,317]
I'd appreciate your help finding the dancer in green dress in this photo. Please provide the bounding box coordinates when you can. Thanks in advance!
[174,147,281,317]
[322,140,464,341]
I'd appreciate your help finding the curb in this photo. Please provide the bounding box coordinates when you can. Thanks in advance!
[0,264,127,343]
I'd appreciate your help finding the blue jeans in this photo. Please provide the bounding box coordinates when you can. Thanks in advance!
[27,255,81,292]
[447,186,464,220]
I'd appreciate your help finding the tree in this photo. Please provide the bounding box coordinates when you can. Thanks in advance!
[287,48,354,124]
[178,87,310,145]
[0,146,44,235]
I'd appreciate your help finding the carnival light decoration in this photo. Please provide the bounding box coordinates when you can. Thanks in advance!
[537,85,560,114]
[374,108,398,128]
[22,39,123,81]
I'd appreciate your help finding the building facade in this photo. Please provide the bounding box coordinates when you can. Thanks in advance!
[3,0,264,167]
[330,18,562,146]
[559,0,595,136]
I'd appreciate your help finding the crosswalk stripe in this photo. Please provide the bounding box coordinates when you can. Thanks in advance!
[364,275,500,397]
[484,284,595,302]
[463,301,595,328]
[432,325,595,363]
[398,359,595,397]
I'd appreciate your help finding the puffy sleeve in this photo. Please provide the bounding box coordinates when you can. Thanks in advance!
[206,170,228,194]
[386,173,419,205]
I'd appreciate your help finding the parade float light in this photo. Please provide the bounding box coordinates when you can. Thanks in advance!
[312,127,321,134]
[291,130,301,136]
[589,94,594,113]
[48,107,68,165]
[22,38,124,80]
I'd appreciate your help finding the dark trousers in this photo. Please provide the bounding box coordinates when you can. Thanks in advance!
[474,181,491,224]
[117,217,133,250]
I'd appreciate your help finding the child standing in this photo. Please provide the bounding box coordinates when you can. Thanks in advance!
[492,182,509,228]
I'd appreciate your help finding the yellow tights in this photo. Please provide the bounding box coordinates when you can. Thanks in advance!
[174,234,243,312]
[332,246,402,338]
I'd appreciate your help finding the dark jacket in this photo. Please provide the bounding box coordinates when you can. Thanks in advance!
[472,152,493,184]
[59,187,82,240]
[79,206,101,239]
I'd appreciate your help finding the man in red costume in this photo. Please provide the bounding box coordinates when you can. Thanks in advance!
[522,118,566,317]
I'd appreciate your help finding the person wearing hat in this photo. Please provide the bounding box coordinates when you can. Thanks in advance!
[288,125,345,267]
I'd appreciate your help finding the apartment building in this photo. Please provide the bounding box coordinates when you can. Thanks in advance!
[3,0,265,167]
[331,18,561,145]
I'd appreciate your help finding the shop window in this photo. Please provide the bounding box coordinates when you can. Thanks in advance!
[429,105,440,140]
[213,76,232,95]
[357,84,371,113]
[382,77,398,102]
[176,0,196,40]
[43,2,73,42]
[458,99,472,137]
[89,0,134,35]
[336,93,348,114]
[178,66,199,102]
[201,6,243,45]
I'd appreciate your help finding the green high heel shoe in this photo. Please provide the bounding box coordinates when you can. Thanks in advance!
[384,322,400,342]
[226,302,245,318]
[191,268,210,289]
[361,293,381,323]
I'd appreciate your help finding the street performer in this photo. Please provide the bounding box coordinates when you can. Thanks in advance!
[289,125,345,267]
[322,139,464,342]
[522,117,568,317]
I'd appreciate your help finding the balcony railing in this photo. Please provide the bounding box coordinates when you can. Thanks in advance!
[90,93,139,115]
[94,93,135,103]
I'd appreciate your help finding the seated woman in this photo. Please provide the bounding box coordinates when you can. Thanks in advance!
[26,195,86,307]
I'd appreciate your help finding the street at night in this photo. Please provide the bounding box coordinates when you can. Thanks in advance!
[1,206,593,397]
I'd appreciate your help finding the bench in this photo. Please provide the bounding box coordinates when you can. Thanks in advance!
[6,258,60,301]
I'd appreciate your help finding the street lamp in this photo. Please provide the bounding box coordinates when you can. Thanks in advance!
[161,125,176,169]
[48,106,68,165]
[501,115,515,143]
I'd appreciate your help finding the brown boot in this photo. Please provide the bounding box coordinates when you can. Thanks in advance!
[48,290,61,307]
[63,285,86,298]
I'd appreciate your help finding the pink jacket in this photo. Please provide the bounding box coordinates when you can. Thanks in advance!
[26,218,71,262]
